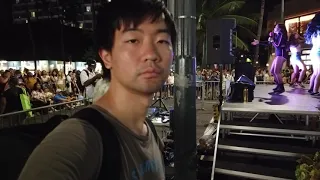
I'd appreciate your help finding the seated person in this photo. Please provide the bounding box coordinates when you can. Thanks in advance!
[54,89,69,104]
[31,82,49,107]
[43,87,54,104]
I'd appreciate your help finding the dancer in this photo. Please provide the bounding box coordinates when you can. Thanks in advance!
[288,33,306,88]
[252,23,288,93]
[305,13,320,95]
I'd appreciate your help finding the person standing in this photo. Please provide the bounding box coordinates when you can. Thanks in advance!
[18,0,176,179]
[252,24,288,93]
[80,59,102,99]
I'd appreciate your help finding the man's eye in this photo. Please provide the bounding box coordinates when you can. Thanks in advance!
[158,40,170,44]
[127,39,139,43]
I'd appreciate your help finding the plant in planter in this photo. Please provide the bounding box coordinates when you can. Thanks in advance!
[296,152,320,180]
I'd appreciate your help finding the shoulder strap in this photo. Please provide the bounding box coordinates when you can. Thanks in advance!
[145,118,160,145]
[83,69,90,77]
[72,107,121,180]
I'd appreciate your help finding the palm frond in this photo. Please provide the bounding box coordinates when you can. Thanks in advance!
[233,35,248,51]
[209,1,246,17]
[237,25,257,39]
[222,15,258,27]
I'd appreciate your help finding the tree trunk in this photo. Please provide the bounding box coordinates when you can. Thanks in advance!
[254,0,265,63]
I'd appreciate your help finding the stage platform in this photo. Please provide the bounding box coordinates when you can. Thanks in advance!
[223,84,319,114]
[222,84,320,125]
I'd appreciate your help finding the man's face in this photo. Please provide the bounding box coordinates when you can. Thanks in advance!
[89,64,96,71]
[100,18,174,95]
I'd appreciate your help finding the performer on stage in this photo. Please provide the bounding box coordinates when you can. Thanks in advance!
[252,24,288,93]
[305,13,320,95]
[288,33,306,88]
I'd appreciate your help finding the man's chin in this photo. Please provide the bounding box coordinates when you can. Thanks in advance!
[137,87,162,95]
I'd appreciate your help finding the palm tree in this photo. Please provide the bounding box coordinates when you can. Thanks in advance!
[254,0,265,63]
[197,0,258,64]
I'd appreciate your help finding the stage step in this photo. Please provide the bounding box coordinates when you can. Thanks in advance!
[220,121,320,137]
[215,160,294,180]
[218,138,317,158]
[211,120,319,180]
[213,137,299,180]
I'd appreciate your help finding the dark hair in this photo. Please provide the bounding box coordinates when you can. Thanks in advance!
[8,77,18,87]
[33,82,42,91]
[51,69,58,76]
[276,23,288,37]
[305,13,320,44]
[95,0,177,79]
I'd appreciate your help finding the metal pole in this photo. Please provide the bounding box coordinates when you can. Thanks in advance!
[281,0,285,23]
[167,0,175,19]
[174,0,197,179]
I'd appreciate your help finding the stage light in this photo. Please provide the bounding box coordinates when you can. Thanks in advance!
[266,64,269,67]
[255,61,258,64]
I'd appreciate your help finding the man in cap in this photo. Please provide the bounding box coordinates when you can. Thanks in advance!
[80,59,102,99]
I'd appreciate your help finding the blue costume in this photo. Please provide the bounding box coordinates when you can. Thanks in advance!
[260,32,288,59]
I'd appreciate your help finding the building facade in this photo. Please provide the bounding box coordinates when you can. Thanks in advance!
[12,0,107,29]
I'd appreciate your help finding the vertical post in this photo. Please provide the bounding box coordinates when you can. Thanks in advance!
[91,0,95,30]
[167,0,175,19]
[281,0,285,23]
[174,0,197,179]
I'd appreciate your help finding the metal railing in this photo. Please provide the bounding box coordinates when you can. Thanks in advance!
[0,98,92,129]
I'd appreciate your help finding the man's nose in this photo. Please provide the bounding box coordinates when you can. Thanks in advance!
[142,43,160,62]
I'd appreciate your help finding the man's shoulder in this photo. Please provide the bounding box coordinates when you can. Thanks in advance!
[55,118,102,140]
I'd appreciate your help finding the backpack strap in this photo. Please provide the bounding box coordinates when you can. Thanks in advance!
[145,118,160,145]
[83,69,90,77]
[72,107,121,180]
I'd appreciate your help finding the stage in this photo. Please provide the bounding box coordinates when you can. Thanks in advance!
[212,84,320,180]
[222,84,320,125]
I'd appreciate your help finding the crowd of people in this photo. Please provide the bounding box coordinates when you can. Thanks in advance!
[0,59,104,116]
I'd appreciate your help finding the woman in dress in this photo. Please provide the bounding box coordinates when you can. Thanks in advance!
[288,33,306,88]
[252,23,288,93]
[305,13,320,95]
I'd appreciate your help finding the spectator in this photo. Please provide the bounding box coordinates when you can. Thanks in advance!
[0,70,10,96]
[31,82,49,108]
[0,77,24,114]
[80,59,102,99]
[56,70,66,90]
[66,71,73,93]
[24,71,37,92]
[53,89,70,104]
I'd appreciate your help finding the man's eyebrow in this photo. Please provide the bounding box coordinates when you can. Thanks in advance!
[122,28,170,34]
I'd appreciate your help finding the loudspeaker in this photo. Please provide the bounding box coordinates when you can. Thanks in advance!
[206,19,236,65]
[227,82,255,102]
[235,63,255,82]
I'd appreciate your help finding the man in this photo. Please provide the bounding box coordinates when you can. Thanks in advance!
[18,0,176,179]
[80,59,102,99]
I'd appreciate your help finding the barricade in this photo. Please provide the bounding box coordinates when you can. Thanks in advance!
[0,98,93,129]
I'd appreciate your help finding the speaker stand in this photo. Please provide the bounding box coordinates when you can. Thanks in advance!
[151,89,168,111]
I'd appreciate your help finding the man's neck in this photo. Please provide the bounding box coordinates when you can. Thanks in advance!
[95,83,152,136]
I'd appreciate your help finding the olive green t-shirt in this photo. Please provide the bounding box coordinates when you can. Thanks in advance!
[18,105,165,180]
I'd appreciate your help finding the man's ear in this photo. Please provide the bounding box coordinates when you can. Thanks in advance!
[98,48,112,69]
